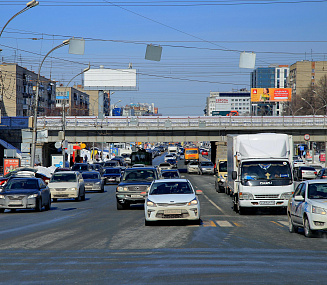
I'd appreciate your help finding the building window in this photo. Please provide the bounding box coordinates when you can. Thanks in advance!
[277,69,280,78]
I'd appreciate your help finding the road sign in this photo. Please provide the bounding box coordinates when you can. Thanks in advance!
[55,141,61,149]
[304,134,310,141]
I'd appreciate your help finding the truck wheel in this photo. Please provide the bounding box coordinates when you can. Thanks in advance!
[117,201,129,210]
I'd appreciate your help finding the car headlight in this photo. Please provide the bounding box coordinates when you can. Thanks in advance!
[280,192,293,200]
[117,186,127,192]
[28,194,38,198]
[69,187,77,191]
[312,206,327,215]
[187,198,198,206]
[95,182,100,185]
[0,194,5,199]
[146,199,157,207]
[239,192,254,200]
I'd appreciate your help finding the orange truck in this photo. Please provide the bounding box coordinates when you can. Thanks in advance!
[184,147,199,165]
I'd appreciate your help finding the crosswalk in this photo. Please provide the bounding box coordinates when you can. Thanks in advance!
[191,219,288,228]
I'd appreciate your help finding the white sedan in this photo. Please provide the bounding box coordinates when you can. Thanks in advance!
[144,179,202,225]
[288,179,327,237]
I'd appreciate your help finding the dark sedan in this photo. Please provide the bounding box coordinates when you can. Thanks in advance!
[103,168,122,184]
[82,171,104,192]
[0,177,51,212]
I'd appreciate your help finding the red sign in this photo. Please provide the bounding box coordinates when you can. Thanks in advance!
[3,158,20,176]
[319,154,326,162]
[304,134,310,141]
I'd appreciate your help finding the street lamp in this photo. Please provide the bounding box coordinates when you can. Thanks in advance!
[0,1,39,39]
[314,104,327,116]
[294,106,303,116]
[30,38,84,167]
[111,100,121,116]
[61,64,90,166]
[313,90,327,115]
[301,98,314,115]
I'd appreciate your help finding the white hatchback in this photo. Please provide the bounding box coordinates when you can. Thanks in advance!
[144,179,202,225]
[288,180,327,237]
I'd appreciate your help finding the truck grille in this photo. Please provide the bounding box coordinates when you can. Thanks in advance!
[255,194,279,199]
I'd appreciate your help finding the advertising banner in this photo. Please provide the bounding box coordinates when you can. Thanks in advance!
[251,88,292,102]
[3,158,20,176]
[215,98,231,111]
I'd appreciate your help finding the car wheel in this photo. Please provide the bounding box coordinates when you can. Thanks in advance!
[0,209,5,213]
[52,198,57,202]
[117,200,128,210]
[45,196,51,211]
[145,219,154,226]
[304,217,315,238]
[35,198,42,212]
[288,213,297,233]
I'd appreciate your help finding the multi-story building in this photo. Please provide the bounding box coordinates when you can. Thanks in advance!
[74,85,110,116]
[55,86,89,116]
[288,60,327,96]
[0,63,56,117]
[206,90,251,116]
[251,64,289,116]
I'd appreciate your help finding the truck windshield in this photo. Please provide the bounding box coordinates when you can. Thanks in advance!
[186,150,198,154]
[218,161,227,172]
[241,161,292,181]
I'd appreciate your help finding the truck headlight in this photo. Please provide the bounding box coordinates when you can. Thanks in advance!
[280,192,293,200]
[312,206,327,215]
[28,194,38,198]
[239,192,254,200]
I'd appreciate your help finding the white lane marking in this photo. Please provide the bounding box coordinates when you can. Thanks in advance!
[202,192,228,216]
[278,221,289,227]
[216,220,233,227]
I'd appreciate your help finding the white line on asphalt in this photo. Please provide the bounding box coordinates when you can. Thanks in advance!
[215,220,233,227]
[202,192,228,216]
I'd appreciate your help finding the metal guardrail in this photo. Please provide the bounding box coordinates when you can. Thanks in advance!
[37,115,327,129]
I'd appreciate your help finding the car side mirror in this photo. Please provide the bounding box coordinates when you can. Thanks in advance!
[232,171,237,180]
[294,195,304,202]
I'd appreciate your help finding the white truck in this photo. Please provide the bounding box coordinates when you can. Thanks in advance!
[227,133,294,214]
[168,145,178,155]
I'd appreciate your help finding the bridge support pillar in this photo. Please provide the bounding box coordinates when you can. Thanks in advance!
[210,141,216,164]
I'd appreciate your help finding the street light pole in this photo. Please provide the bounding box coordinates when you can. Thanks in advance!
[30,39,70,167]
[0,0,39,39]
[61,64,90,166]
[313,90,327,115]
[301,97,314,115]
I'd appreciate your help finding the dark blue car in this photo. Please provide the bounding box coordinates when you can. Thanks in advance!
[103,168,122,184]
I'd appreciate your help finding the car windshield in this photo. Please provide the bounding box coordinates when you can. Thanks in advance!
[105,168,121,174]
[161,172,180,179]
[150,181,193,195]
[82,173,100,179]
[50,173,77,182]
[201,162,213,166]
[123,170,156,181]
[308,183,327,199]
[104,162,117,167]
[72,164,88,171]
[5,179,38,190]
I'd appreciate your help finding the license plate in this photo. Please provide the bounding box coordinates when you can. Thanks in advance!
[164,209,182,215]
[259,201,275,205]
[131,195,143,198]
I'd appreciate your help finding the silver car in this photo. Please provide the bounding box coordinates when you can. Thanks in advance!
[198,161,214,175]
[82,171,104,192]
[187,161,199,174]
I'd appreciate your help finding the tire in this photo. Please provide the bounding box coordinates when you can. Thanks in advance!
[288,213,297,233]
[237,200,246,215]
[0,209,5,213]
[117,200,128,210]
[45,196,51,211]
[52,198,57,202]
[81,192,86,201]
[35,198,42,212]
[304,217,315,238]
[145,219,153,226]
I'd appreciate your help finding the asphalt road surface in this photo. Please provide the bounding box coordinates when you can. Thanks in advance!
[1,155,327,284]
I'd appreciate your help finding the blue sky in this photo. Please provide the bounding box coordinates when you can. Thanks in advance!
[1,0,327,115]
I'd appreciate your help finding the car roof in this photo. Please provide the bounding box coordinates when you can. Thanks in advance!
[53,171,78,174]
[161,169,179,172]
[303,179,327,184]
[128,167,156,170]
[81,171,100,174]
[153,178,189,183]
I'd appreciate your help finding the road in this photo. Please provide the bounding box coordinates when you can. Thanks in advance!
[1,155,327,284]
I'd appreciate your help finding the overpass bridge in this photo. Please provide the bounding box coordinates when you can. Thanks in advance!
[37,115,327,143]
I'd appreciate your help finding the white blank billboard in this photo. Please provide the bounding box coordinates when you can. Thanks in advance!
[84,68,137,91]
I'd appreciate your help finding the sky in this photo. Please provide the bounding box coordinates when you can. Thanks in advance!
[1,0,327,116]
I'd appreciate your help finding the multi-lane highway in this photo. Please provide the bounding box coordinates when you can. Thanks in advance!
[1,155,327,284]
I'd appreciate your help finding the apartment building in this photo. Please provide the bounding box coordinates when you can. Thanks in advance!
[0,63,56,117]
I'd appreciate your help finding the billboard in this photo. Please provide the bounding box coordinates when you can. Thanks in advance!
[251,88,292,102]
[84,68,137,91]
[3,158,20,176]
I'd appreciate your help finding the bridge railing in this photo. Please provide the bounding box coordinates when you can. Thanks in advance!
[37,115,327,128]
